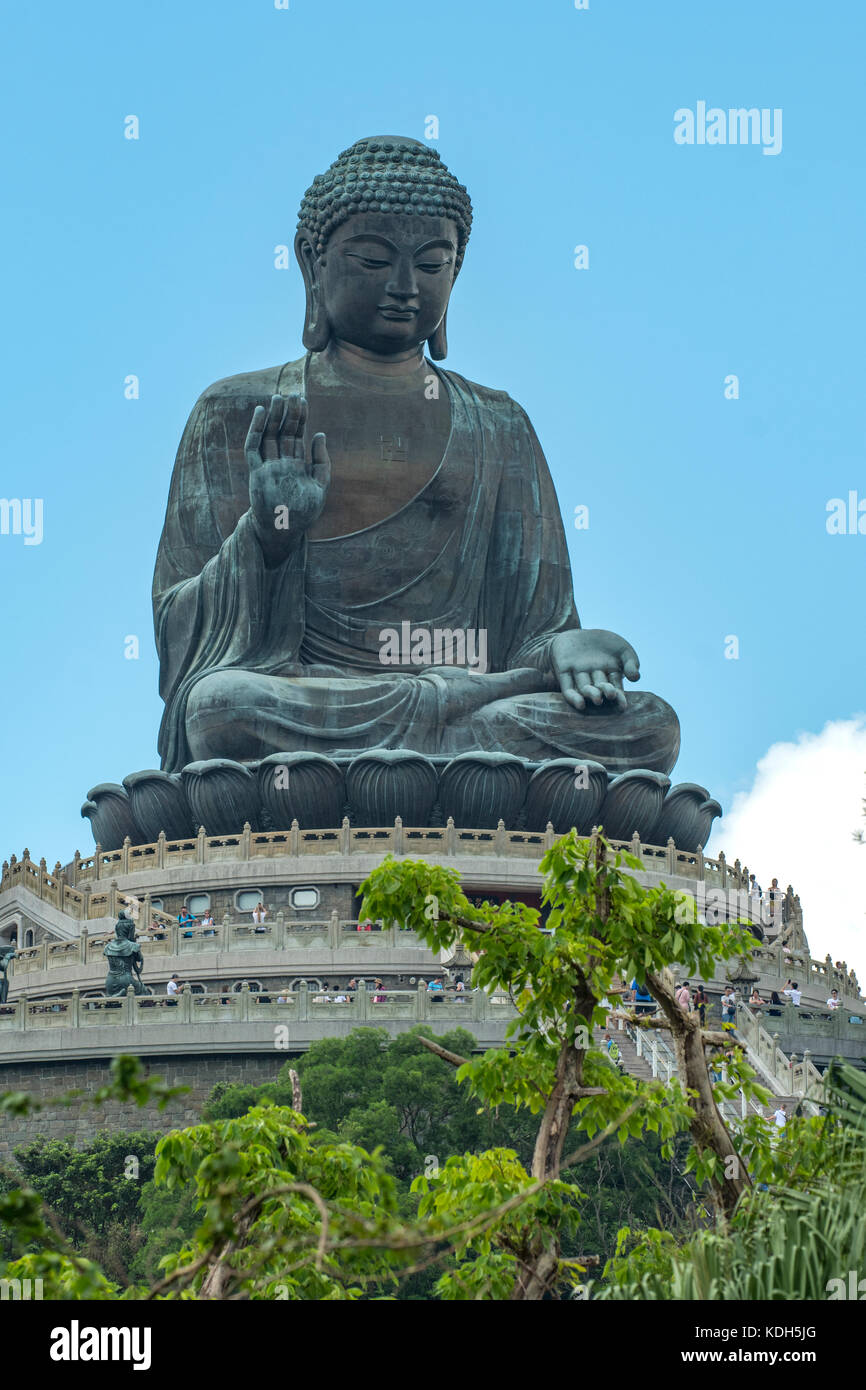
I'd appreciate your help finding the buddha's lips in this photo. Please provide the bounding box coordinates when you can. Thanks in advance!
[378,306,418,319]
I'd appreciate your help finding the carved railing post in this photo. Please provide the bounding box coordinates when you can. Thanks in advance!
[180,984,192,1024]
[221,913,231,952]
[157,830,166,870]
[125,984,136,1026]
[239,981,251,1022]
[445,817,457,855]
[94,845,102,880]
[108,881,118,918]
[328,911,341,950]
[663,836,674,873]
[274,910,285,950]
[356,983,368,1021]
[169,921,179,956]
[340,817,351,856]
[72,850,81,886]
[37,857,46,897]
[718,850,727,889]
[241,821,252,859]
[71,989,80,1029]
[696,844,705,882]
[79,927,88,965]
[120,837,130,874]
[543,821,556,852]
[290,818,300,856]
[394,816,404,855]
[82,882,92,919]
[296,980,308,1022]
[494,819,507,855]
[415,981,427,1021]
[196,826,207,865]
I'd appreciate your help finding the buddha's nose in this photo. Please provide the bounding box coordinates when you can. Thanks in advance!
[385,259,419,300]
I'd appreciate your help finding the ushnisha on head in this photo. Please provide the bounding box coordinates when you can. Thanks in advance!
[294,136,473,360]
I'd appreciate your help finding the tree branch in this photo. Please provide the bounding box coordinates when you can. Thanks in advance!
[416,1036,470,1068]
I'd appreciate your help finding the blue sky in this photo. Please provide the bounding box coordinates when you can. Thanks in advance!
[2,0,864,907]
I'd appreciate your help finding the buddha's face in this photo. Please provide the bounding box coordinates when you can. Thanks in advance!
[316,212,459,355]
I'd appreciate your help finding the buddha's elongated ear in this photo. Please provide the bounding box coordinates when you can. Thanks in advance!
[294,231,331,352]
[427,309,448,361]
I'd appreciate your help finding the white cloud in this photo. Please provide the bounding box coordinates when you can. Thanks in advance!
[714,717,866,987]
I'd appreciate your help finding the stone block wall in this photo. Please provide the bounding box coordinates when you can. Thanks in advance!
[0,1051,292,1157]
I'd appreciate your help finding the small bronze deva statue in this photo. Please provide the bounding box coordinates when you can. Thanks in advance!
[0,941,15,1005]
[103,910,148,996]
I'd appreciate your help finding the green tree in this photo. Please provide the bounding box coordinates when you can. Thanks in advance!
[357,830,765,1297]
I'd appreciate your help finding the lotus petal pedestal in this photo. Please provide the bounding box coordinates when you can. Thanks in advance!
[181,759,260,836]
[258,752,346,829]
[650,784,723,853]
[345,749,438,825]
[122,770,194,843]
[81,784,142,852]
[523,759,608,834]
[438,752,528,830]
[597,769,671,842]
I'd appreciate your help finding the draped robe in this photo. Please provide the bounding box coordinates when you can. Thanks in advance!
[152,354,679,774]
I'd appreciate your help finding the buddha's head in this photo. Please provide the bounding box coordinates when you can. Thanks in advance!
[295,136,473,360]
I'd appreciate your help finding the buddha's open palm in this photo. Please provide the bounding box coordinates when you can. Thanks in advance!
[551,628,640,712]
[246,394,330,559]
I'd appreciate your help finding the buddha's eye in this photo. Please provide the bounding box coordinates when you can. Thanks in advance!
[352,255,391,269]
[416,261,448,274]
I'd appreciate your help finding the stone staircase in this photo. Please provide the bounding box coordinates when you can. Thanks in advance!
[594,1026,655,1084]
[595,1022,810,1124]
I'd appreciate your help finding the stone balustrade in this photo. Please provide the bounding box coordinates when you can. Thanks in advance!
[7,915,427,979]
[0,981,515,1035]
[732,942,860,1007]
[4,820,774,906]
[734,1002,826,1101]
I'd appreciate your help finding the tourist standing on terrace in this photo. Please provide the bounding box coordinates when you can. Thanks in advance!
[694,984,708,1025]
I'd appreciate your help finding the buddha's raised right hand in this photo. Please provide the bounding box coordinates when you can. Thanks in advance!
[246,394,331,563]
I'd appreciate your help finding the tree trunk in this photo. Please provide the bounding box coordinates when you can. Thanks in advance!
[646,970,751,1218]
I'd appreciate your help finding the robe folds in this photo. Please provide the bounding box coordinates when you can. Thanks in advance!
[152,354,679,774]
